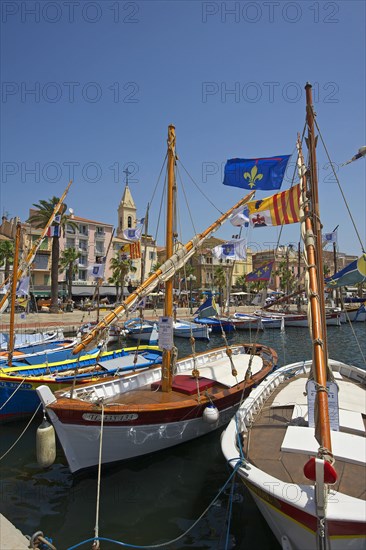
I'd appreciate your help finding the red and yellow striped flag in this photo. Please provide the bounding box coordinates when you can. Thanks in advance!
[247,184,301,227]
[129,241,141,259]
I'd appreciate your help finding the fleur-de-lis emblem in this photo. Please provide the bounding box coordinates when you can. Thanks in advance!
[243,165,263,189]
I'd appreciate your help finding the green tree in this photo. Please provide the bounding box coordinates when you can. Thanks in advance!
[109,255,137,301]
[213,265,226,308]
[59,248,81,301]
[235,274,248,292]
[275,260,296,294]
[27,198,77,313]
[0,240,14,281]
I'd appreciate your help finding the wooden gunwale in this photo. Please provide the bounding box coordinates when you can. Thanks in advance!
[46,344,278,425]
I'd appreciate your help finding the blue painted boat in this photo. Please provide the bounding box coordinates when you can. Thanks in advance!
[193,316,235,333]
[0,345,162,422]
[0,337,81,366]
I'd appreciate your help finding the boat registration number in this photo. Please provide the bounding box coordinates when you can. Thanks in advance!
[82,413,138,422]
[0,381,32,390]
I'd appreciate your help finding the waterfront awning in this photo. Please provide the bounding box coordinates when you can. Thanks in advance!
[71,285,117,297]
[31,290,67,297]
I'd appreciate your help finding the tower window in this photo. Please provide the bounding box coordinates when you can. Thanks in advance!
[128,216,132,228]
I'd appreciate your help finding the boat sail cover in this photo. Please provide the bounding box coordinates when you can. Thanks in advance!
[194,295,219,318]
[325,254,366,288]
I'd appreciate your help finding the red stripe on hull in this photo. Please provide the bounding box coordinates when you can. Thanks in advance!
[247,481,366,538]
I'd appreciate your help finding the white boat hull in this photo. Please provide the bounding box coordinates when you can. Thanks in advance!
[284,312,341,327]
[45,402,238,473]
[344,308,366,322]
[173,320,210,340]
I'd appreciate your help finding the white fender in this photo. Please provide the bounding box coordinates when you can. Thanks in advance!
[36,418,56,468]
[203,404,219,424]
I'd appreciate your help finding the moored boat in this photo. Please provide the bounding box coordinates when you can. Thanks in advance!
[36,124,277,474]
[0,345,162,422]
[221,83,366,550]
[37,342,277,473]
[221,359,366,550]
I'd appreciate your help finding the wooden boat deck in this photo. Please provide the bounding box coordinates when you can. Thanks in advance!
[103,380,228,406]
[242,374,366,500]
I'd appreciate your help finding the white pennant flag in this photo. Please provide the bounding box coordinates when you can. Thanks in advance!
[229,205,250,227]
[87,263,105,279]
[16,276,30,296]
[123,223,143,242]
[212,238,246,261]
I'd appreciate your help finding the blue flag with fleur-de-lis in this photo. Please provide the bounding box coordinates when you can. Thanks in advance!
[223,156,291,190]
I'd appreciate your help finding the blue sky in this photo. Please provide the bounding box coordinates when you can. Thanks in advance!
[1,0,365,256]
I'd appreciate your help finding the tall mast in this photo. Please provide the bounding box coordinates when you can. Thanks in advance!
[8,223,22,367]
[305,84,328,361]
[301,84,332,453]
[161,124,176,393]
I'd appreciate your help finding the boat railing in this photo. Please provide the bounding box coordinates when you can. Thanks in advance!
[235,359,365,434]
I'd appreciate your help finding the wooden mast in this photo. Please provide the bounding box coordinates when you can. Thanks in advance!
[8,222,22,368]
[302,82,332,453]
[161,124,176,392]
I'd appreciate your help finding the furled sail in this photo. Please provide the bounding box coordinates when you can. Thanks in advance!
[72,190,255,354]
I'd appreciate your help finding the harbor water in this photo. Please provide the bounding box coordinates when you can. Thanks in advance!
[1,323,365,549]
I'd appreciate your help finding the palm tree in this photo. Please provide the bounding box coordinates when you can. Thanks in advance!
[275,259,296,295]
[27,197,77,313]
[59,248,80,302]
[0,239,14,282]
[109,255,137,301]
[235,274,248,292]
[213,265,226,308]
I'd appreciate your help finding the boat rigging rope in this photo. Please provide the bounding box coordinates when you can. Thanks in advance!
[92,403,105,550]
[0,403,41,461]
[66,460,244,550]
[311,108,365,254]
[0,377,27,410]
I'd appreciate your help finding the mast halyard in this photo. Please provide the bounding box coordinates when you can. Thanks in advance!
[161,124,176,393]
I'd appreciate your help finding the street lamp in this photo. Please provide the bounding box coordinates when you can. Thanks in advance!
[187,274,196,314]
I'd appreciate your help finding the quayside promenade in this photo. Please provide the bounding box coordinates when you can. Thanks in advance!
[0,305,258,334]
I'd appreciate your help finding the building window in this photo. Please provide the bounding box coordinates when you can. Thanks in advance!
[78,270,86,281]
[79,255,88,266]
[127,216,132,228]
[149,251,155,260]
[79,224,88,236]
[78,240,87,252]
[66,238,75,249]
[66,224,75,234]
[96,226,104,235]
